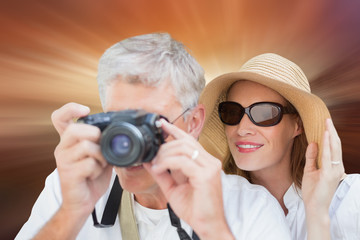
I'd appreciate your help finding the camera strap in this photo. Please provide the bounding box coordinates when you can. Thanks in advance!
[91,176,123,228]
[167,203,200,240]
[92,175,199,240]
[119,189,141,240]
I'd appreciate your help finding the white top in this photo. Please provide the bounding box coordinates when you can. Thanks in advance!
[16,170,291,240]
[284,174,360,240]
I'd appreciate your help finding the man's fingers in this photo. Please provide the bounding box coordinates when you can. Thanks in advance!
[73,157,108,181]
[59,123,101,149]
[151,155,202,180]
[305,142,318,173]
[159,119,190,140]
[60,140,107,168]
[143,163,176,195]
[154,140,201,163]
[51,102,90,136]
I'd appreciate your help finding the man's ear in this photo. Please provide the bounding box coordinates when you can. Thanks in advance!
[187,104,205,139]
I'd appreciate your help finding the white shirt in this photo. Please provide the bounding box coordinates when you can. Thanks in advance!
[284,174,360,240]
[133,197,192,239]
[16,170,291,240]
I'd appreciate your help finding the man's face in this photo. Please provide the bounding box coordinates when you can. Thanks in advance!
[104,80,189,195]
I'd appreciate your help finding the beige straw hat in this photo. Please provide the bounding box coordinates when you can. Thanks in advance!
[199,53,331,167]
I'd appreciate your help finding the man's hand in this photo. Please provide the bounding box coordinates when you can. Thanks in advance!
[34,103,113,240]
[144,119,235,240]
[52,103,112,215]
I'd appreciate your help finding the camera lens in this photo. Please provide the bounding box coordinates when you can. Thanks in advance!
[111,134,132,156]
[100,112,163,167]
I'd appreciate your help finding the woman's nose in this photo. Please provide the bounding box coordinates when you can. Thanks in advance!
[236,114,256,136]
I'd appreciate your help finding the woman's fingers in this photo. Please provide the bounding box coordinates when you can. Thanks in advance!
[319,119,344,171]
[321,130,332,171]
[317,119,345,183]
[326,119,343,166]
[305,142,318,173]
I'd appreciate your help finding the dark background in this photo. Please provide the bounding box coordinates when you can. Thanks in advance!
[1,0,360,239]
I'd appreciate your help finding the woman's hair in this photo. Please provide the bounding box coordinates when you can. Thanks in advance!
[97,33,205,111]
[223,99,308,189]
[287,102,308,189]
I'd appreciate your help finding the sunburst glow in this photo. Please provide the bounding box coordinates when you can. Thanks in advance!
[1,0,360,239]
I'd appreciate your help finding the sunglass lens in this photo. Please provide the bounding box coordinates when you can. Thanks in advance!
[250,104,281,126]
[219,102,243,125]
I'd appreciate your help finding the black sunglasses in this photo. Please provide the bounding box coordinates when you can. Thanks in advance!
[218,101,296,127]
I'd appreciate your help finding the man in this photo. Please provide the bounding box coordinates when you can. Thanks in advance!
[16,33,291,240]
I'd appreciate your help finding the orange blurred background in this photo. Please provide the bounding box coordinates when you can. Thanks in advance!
[1,0,360,239]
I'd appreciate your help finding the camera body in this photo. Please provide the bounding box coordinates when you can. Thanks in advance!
[78,110,164,167]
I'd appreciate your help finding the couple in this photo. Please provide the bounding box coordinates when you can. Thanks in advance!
[16,33,359,240]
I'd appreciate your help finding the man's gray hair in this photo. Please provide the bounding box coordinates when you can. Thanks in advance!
[97,33,205,110]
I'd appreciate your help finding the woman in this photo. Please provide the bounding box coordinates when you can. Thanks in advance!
[199,53,360,240]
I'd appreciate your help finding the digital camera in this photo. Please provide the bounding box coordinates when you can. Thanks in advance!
[77,110,165,167]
